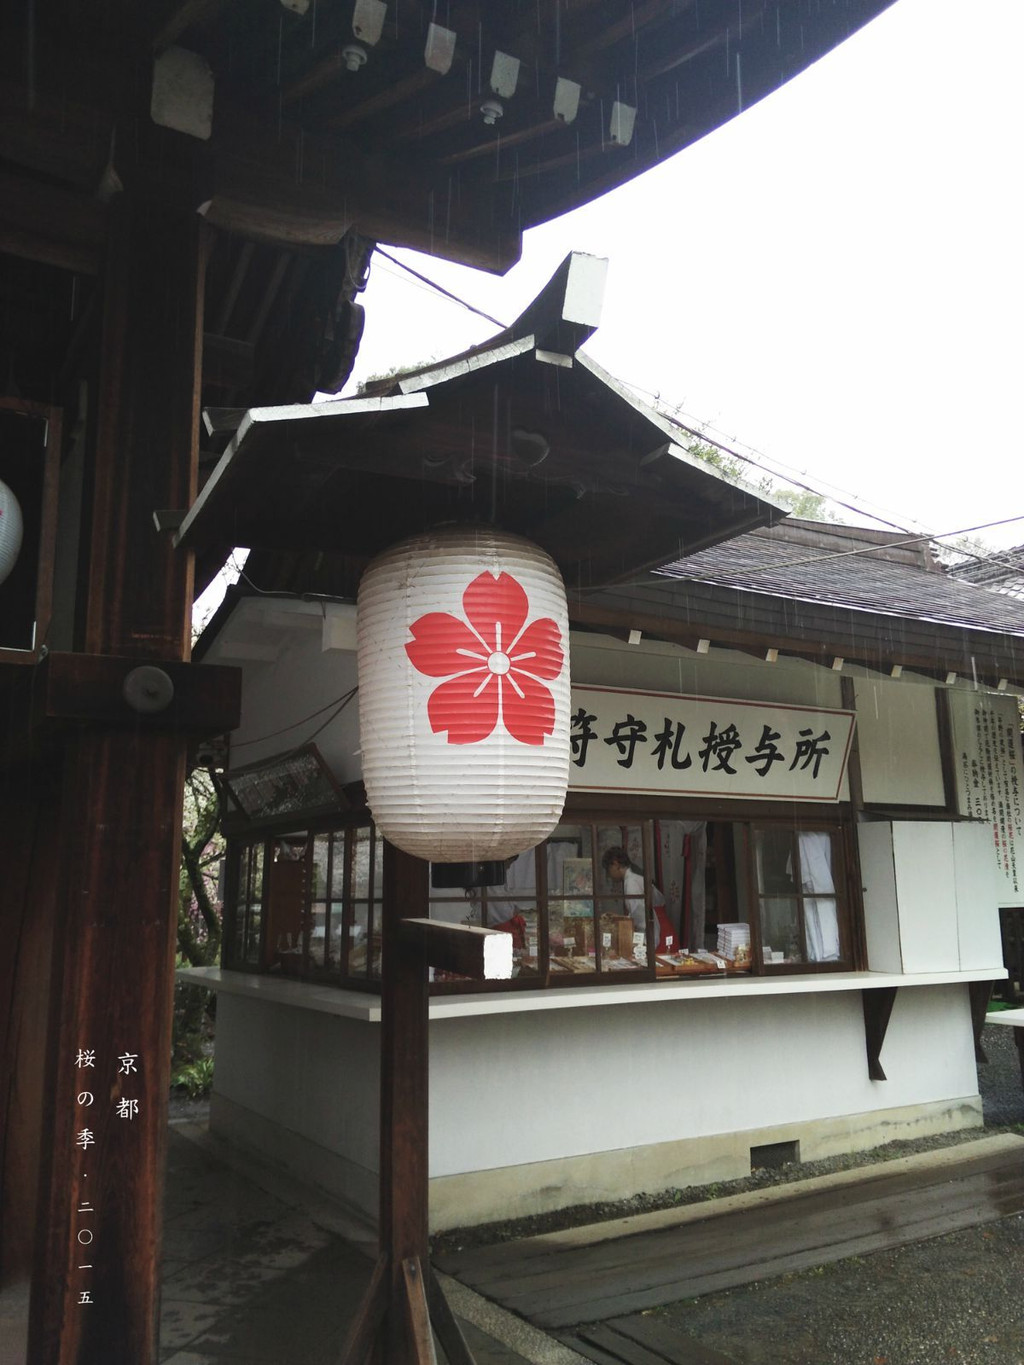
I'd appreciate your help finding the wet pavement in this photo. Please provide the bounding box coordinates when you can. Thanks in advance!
[159,1121,577,1364]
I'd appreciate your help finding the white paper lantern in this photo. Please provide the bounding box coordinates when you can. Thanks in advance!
[0,478,23,587]
[357,526,571,862]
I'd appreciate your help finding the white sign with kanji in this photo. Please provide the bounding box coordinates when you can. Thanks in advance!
[949,689,1024,900]
[568,685,855,802]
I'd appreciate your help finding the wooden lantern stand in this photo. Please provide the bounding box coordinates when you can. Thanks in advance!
[341,843,512,1364]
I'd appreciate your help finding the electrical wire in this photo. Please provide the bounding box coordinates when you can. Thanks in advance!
[373,247,508,330]
[662,514,1024,580]
[230,687,358,749]
[616,374,919,536]
[359,255,1012,565]
[300,687,358,746]
[613,376,1024,572]
[351,253,1024,580]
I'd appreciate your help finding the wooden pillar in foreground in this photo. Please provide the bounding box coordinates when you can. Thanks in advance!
[27,196,204,1365]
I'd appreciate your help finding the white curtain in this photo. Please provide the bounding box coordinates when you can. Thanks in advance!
[799,831,840,961]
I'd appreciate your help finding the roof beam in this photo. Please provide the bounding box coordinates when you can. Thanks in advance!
[151,0,231,54]
[0,169,107,275]
[0,78,520,271]
[204,104,521,270]
[569,598,1024,690]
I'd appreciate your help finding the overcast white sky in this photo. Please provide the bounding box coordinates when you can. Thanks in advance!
[341,0,1024,553]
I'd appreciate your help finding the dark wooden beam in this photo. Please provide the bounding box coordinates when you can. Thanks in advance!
[438,117,566,168]
[0,170,107,275]
[322,66,440,132]
[570,594,1024,692]
[862,987,898,1082]
[0,785,62,1283]
[338,1254,389,1363]
[839,677,865,816]
[427,1264,477,1365]
[151,0,230,54]
[33,653,241,733]
[0,84,113,194]
[27,196,206,1365]
[400,1258,438,1365]
[400,918,513,980]
[201,333,255,391]
[935,687,959,814]
[203,105,520,271]
[342,844,507,1362]
[0,77,519,272]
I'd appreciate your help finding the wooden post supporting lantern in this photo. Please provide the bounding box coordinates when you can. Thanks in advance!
[340,846,513,1364]
[343,525,569,1362]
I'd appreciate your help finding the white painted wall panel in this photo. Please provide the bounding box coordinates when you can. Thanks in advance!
[858,821,903,972]
[858,821,1003,976]
[892,823,959,972]
[953,822,1004,970]
[230,621,361,781]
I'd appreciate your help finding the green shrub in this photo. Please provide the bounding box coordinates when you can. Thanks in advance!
[171,1055,215,1099]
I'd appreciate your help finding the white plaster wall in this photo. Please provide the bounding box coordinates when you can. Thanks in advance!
[853,676,945,806]
[570,634,843,710]
[213,993,379,1173]
[427,985,977,1176]
[211,983,979,1188]
[209,981,980,1230]
[955,822,1004,969]
[228,614,362,782]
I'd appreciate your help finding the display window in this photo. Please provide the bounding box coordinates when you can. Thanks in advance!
[229,840,264,969]
[224,821,385,987]
[222,808,859,990]
[748,825,847,967]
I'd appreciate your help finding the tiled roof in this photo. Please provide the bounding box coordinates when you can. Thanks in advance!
[659,520,1024,637]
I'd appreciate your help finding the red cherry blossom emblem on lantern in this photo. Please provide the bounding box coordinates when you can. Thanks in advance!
[405,570,564,745]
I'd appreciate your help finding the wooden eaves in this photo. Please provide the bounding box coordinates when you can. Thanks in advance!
[176,252,787,593]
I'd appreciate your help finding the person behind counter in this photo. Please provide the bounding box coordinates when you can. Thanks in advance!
[601,845,675,952]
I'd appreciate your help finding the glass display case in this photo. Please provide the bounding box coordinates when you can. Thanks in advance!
[223,809,855,990]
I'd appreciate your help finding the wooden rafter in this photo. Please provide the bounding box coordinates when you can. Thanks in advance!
[322,64,442,131]
[151,0,230,54]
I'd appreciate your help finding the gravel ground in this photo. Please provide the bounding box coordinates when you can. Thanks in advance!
[645,1024,1024,1365]
[655,1215,1024,1365]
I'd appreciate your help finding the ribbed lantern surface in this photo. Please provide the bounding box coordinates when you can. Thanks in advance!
[0,478,23,587]
[357,526,571,862]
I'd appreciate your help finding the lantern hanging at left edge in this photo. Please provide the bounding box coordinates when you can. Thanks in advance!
[356,525,571,863]
[0,477,23,587]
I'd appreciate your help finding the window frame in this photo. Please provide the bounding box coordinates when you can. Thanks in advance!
[744,821,855,974]
[221,800,863,992]
[222,816,384,993]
